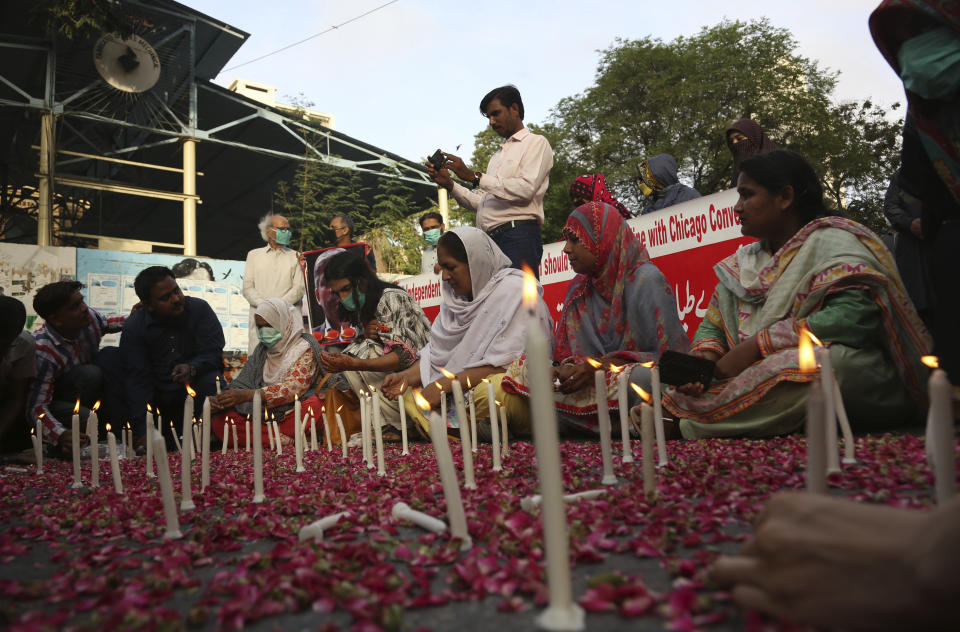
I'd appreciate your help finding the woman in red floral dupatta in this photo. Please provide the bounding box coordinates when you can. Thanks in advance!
[502,201,688,435]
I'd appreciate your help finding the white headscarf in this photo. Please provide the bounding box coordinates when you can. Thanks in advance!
[256,298,311,384]
[419,227,553,385]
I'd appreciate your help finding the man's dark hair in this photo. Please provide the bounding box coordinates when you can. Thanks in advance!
[33,281,83,320]
[134,266,175,302]
[480,85,524,120]
[332,214,355,239]
[0,295,27,338]
[419,211,444,229]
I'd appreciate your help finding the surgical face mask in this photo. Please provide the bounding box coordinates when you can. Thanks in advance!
[423,228,442,245]
[340,290,366,312]
[257,326,283,347]
[273,228,292,246]
[898,26,960,100]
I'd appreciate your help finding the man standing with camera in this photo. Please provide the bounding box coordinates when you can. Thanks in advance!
[427,85,553,277]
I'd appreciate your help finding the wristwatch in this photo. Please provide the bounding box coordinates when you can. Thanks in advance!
[472,171,482,189]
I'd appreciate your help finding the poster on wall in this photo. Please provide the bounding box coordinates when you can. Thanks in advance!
[75,250,247,351]
[0,243,77,331]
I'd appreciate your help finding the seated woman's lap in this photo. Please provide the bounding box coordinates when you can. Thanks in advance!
[212,394,323,447]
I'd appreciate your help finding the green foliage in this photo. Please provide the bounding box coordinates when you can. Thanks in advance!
[31,0,133,40]
[469,127,502,172]
[545,19,901,232]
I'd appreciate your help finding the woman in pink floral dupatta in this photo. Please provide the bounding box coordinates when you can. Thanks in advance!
[502,201,688,435]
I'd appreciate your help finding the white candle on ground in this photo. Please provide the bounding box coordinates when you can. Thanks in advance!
[145,405,155,478]
[169,420,182,453]
[522,270,584,632]
[335,407,348,459]
[252,391,265,503]
[298,511,350,542]
[180,389,195,511]
[371,387,385,477]
[833,379,856,464]
[106,424,122,494]
[71,401,82,488]
[806,380,827,494]
[485,378,502,472]
[312,407,322,452]
[121,425,128,458]
[192,422,200,456]
[295,395,305,473]
[359,391,371,467]
[443,370,474,488]
[819,347,840,474]
[521,489,605,512]
[437,382,447,429]
[245,417,251,453]
[231,421,239,453]
[466,379,478,454]
[640,403,657,501]
[926,361,956,504]
[399,383,409,456]
[201,398,211,491]
[642,361,668,466]
[272,419,282,456]
[391,501,447,534]
[416,391,471,549]
[266,415,275,451]
[31,427,43,475]
[153,429,182,539]
[613,367,633,463]
[590,359,617,486]
[87,402,100,488]
[215,375,221,394]
[497,400,510,459]
[221,420,230,455]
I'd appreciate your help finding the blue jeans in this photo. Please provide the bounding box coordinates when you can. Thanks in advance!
[491,224,543,278]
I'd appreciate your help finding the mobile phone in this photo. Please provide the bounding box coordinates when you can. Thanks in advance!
[428,149,445,170]
[658,350,716,387]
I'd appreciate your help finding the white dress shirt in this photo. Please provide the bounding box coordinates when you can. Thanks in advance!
[450,127,554,232]
[242,244,305,352]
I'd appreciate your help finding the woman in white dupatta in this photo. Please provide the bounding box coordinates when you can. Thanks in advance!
[383,227,552,436]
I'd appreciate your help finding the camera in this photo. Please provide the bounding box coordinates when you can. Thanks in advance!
[428,149,445,171]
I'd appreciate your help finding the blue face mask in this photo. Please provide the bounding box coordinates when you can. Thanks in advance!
[898,26,960,100]
[423,228,442,246]
[273,228,292,246]
[257,326,283,347]
[340,291,366,312]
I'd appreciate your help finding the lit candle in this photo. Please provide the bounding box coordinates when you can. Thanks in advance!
[630,384,657,502]
[442,369,474,489]
[272,417,282,456]
[415,390,471,549]
[245,416,250,452]
[335,405,347,459]
[221,418,230,455]
[466,377,478,453]
[252,391,265,503]
[216,375,221,394]
[169,420,182,453]
[71,400,82,488]
[231,420,239,453]
[832,380,856,464]
[180,385,196,511]
[484,377,502,472]
[371,386,385,476]
[923,356,956,503]
[521,268,584,631]
[121,424,128,458]
[31,426,43,475]
[498,400,510,459]
[587,358,617,486]
[810,333,856,466]
[192,420,200,456]
[391,501,447,534]
[201,397,211,491]
[266,413,275,451]
[146,404,155,478]
[399,381,409,456]
[641,360,668,466]
[800,330,826,494]
[437,381,447,428]
[611,365,633,463]
[87,400,101,488]
[153,428,182,539]
[295,394,305,473]
[359,390,372,468]
[105,423,123,494]
[298,511,350,542]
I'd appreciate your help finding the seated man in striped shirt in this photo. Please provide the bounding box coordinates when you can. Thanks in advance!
[28,281,129,456]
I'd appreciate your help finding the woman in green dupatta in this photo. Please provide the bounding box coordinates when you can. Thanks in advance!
[664,150,932,439]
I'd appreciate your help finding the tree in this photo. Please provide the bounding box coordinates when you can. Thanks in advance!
[546,19,901,232]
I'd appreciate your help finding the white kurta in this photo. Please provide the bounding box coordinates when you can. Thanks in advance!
[242,245,305,353]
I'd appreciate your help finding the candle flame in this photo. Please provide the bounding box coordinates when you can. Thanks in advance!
[105,423,111,432]
[186,384,197,397]
[521,265,538,310]
[413,389,431,412]
[146,403,152,413]
[495,399,502,407]
[311,406,316,415]
[640,361,655,368]
[806,330,824,347]
[585,357,603,369]
[608,364,625,374]
[798,328,817,372]
[126,422,131,429]
[38,413,45,420]
[169,420,174,428]
[369,385,376,393]
[482,377,490,384]
[440,367,456,379]
[31,427,35,436]
[73,399,80,414]
[295,393,299,401]
[91,400,101,412]
[922,355,939,369]
[631,383,652,403]
[434,381,443,393]
[336,404,343,413]
[465,377,472,389]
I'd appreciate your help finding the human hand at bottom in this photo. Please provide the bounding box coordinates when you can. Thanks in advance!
[58,429,89,452]
[554,362,594,394]
[709,491,949,630]
[381,374,406,401]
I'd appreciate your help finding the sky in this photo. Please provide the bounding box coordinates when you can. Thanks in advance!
[187,0,905,164]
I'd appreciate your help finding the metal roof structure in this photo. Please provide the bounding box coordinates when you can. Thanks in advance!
[0,0,437,260]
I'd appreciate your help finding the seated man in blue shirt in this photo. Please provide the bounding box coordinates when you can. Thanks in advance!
[121,266,224,452]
